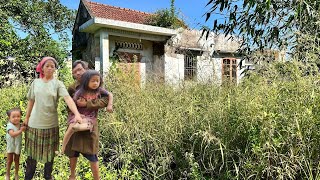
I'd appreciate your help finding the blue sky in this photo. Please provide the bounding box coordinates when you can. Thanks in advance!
[61,0,214,29]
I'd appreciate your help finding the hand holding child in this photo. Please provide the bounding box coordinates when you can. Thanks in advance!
[106,92,113,113]
[23,118,28,127]
[76,97,87,107]
[106,104,113,113]
[20,125,27,132]
[74,113,84,123]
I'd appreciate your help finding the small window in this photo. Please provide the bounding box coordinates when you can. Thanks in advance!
[222,58,237,82]
[185,54,197,80]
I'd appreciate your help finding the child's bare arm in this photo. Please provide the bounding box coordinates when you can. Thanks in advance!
[76,97,87,107]
[106,92,113,113]
[86,89,111,110]
[8,128,25,138]
[86,98,109,109]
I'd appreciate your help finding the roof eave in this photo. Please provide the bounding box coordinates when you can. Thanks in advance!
[79,17,177,36]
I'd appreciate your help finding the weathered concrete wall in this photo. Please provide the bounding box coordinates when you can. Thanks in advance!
[213,58,223,84]
[164,29,218,85]
[164,53,184,85]
[141,40,153,83]
[214,34,241,52]
[140,62,146,86]
[170,29,215,50]
[196,56,215,83]
[152,55,165,82]
[81,34,96,68]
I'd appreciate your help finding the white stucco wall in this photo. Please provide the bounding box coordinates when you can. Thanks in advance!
[165,29,219,85]
[236,58,242,84]
[164,53,184,85]
[95,57,100,72]
[213,58,223,84]
[170,29,215,50]
[99,31,110,78]
[214,34,241,52]
[196,56,215,83]
[140,62,146,87]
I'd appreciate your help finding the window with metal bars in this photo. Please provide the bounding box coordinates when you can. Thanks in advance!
[222,58,237,82]
[184,54,197,80]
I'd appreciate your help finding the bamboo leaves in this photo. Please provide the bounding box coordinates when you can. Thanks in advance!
[204,0,320,57]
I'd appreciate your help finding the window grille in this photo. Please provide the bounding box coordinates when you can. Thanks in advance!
[115,41,143,50]
[184,54,197,80]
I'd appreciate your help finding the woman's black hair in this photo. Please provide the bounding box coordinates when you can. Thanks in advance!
[72,60,88,70]
[6,107,22,117]
[78,70,103,95]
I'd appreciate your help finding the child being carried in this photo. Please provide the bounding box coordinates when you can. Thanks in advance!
[62,70,113,153]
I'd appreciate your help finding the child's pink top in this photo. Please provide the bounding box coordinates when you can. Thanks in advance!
[68,88,108,124]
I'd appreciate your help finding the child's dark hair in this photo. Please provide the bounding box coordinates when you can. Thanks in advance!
[6,107,22,117]
[78,70,103,94]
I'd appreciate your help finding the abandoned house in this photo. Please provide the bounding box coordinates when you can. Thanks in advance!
[72,0,243,85]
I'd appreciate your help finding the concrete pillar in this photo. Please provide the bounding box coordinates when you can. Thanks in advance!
[100,31,109,77]
[164,54,184,86]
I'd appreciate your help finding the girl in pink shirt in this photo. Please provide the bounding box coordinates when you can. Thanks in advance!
[62,70,113,180]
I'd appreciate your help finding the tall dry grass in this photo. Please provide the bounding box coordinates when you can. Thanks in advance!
[1,61,320,179]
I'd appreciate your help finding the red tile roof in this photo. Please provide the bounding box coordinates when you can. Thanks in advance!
[83,0,152,24]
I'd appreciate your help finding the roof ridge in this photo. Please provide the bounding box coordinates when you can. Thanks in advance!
[86,0,152,15]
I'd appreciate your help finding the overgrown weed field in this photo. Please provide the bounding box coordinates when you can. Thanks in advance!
[1,62,320,179]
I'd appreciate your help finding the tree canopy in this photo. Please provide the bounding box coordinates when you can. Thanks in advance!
[204,0,320,62]
[147,0,187,29]
[0,0,75,86]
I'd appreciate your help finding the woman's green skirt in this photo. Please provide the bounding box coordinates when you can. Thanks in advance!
[25,126,59,163]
